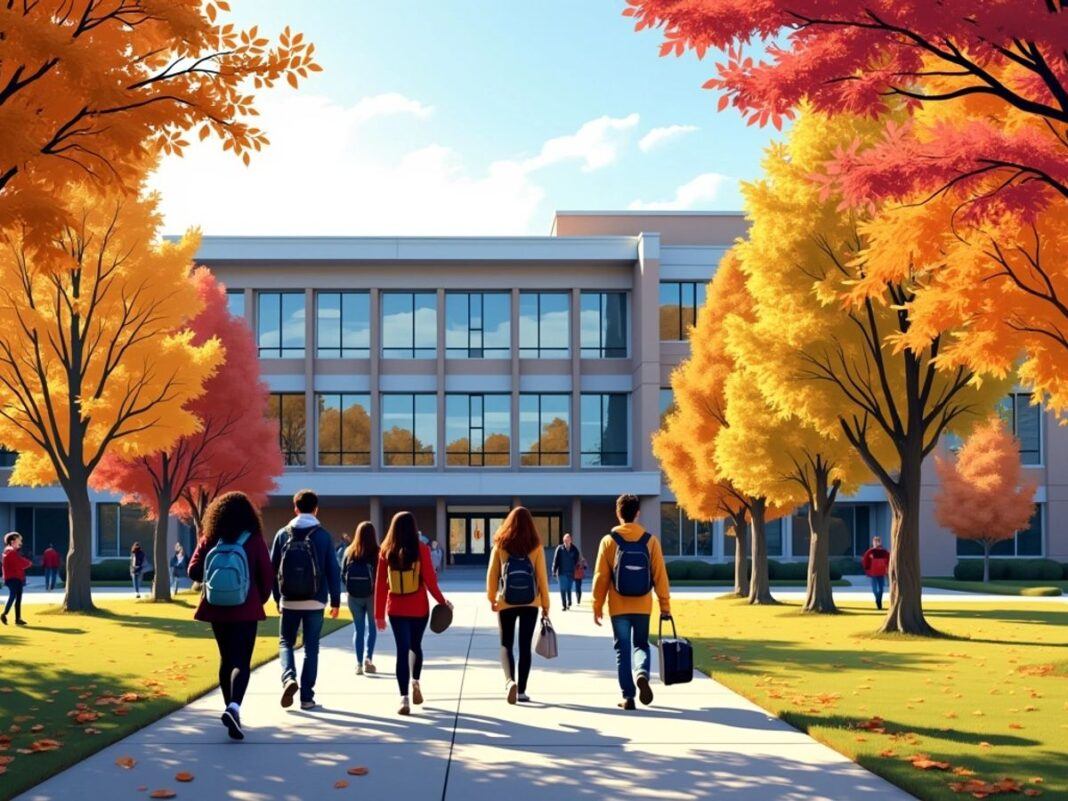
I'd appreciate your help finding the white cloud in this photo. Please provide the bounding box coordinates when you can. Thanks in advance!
[638,124,698,153]
[150,92,638,236]
[628,173,735,210]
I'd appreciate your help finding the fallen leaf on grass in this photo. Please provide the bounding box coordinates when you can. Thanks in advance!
[175,772,194,782]
[1008,723,1024,730]
[346,767,369,776]
[30,724,44,732]
[115,756,137,769]
[907,755,951,771]
[29,739,62,752]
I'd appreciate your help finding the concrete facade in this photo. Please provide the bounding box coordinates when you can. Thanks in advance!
[0,211,1062,575]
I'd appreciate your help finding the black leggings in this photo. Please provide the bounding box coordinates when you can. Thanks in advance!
[3,579,23,620]
[389,615,428,696]
[498,606,539,694]
[211,620,259,706]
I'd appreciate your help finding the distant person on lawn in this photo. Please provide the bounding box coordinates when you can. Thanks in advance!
[187,492,274,741]
[42,543,61,592]
[861,536,891,610]
[129,541,146,598]
[375,511,450,716]
[2,532,32,626]
[341,521,379,675]
[486,506,551,704]
[271,489,341,711]
[552,533,580,610]
[170,542,187,596]
[593,494,671,711]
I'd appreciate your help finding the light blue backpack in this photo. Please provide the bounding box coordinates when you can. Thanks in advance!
[203,531,251,606]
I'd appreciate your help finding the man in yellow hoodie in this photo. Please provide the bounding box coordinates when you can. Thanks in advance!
[593,494,671,710]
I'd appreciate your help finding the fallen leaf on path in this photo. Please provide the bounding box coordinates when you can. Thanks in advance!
[115,756,137,769]
[175,772,194,782]
[149,790,176,799]
[346,766,368,776]
[334,779,349,788]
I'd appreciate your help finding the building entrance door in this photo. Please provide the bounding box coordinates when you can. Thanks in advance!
[447,511,507,565]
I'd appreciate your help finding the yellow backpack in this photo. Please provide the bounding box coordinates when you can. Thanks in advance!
[388,559,421,595]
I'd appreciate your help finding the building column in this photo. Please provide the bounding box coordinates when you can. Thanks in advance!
[634,233,662,472]
[370,289,381,471]
[639,495,659,533]
[570,287,582,469]
[436,288,446,472]
[435,497,447,567]
[569,496,583,549]
[370,496,383,536]
[510,287,521,472]
[304,287,316,471]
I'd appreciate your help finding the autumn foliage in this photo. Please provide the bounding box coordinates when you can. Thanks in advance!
[935,418,1037,582]
[0,1,319,238]
[92,269,282,600]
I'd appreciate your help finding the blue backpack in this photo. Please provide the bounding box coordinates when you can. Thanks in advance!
[611,532,653,597]
[203,532,252,607]
[501,553,537,605]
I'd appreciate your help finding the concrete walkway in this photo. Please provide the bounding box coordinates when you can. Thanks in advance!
[16,589,912,801]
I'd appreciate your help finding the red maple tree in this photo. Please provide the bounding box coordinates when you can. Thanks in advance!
[92,268,282,600]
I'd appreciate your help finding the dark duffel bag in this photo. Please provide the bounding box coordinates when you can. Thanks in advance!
[657,616,693,686]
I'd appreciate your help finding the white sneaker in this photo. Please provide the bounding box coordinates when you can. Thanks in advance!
[364,659,376,674]
[411,680,423,705]
[517,692,530,703]
[356,663,364,675]
[398,696,411,716]
[506,680,518,705]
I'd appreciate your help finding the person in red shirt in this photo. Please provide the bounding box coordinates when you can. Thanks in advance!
[374,511,450,716]
[187,492,275,741]
[2,532,33,626]
[42,544,61,592]
[861,536,891,610]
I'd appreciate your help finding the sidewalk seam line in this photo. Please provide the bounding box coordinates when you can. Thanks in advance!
[440,605,477,801]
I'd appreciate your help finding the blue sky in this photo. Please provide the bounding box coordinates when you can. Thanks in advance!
[153,0,780,235]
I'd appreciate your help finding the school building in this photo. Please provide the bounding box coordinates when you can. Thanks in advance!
[0,211,1063,575]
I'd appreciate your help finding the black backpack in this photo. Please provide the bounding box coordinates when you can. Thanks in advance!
[344,557,373,599]
[611,532,653,597]
[501,553,537,606]
[278,527,320,601]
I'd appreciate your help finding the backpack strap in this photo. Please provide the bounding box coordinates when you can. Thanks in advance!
[610,532,625,548]
[236,531,251,547]
[638,532,652,548]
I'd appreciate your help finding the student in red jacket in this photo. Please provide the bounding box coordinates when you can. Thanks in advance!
[42,544,61,592]
[374,511,450,716]
[861,536,891,610]
[2,532,33,626]
[187,492,274,741]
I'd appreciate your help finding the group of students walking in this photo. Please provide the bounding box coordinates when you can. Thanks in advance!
[186,488,670,740]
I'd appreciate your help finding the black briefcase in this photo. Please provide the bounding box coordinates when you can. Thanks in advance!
[657,616,693,686]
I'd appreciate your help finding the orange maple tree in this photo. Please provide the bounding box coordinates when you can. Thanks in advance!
[0,0,319,237]
[934,417,1037,582]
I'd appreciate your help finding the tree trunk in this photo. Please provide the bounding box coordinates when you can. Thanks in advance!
[731,513,749,597]
[748,497,776,605]
[983,541,991,583]
[62,479,95,612]
[151,484,173,602]
[803,504,837,614]
[878,455,937,636]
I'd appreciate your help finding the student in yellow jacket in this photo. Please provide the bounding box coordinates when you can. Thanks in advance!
[486,506,551,704]
[593,494,671,710]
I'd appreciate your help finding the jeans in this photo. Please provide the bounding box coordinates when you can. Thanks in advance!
[347,596,376,664]
[279,608,325,703]
[44,567,58,591]
[3,578,24,620]
[870,575,887,609]
[498,606,539,693]
[388,615,428,696]
[558,574,574,608]
[211,620,259,706]
[131,571,142,595]
[611,613,651,700]
[171,570,182,595]
[574,578,584,604]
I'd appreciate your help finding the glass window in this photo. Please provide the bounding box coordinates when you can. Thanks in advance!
[381,293,436,359]
[580,393,629,467]
[661,502,681,556]
[659,388,675,428]
[382,394,436,466]
[317,292,370,359]
[0,447,17,468]
[445,394,511,466]
[226,289,245,318]
[519,292,569,358]
[766,518,784,557]
[257,292,305,359]
[317,393,371,466]
[445,292,510,359]
[695,519,714,557]
[519,394,570,466]
[532,513,563,549]
[267,393,306,466]
[96,503,155,558]
[658,281,706,341]
[958,504,1043,557]
[662,502,715,557]
[580,291,628,358]
[998,393,1042,465]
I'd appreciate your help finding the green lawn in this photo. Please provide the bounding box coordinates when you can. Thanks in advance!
[670,598,1067,801]
[0,599,348,801]
[924,578,1065,597]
